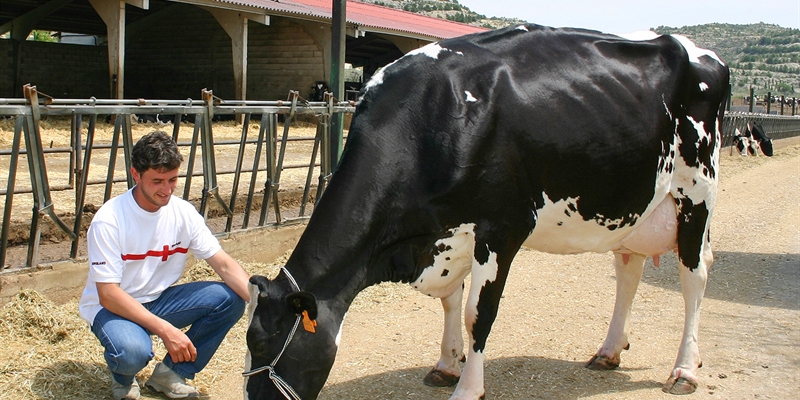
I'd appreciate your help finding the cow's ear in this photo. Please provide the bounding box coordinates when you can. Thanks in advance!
[249,275,272,300]
[286,292,318,320]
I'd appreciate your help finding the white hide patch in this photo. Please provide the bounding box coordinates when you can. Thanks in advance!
[359,43,463,104]
[617,30,659,41]
[672,34,725,65]
[516,25,529,32]
[672,134,717,203]
[687,116,711,142]
[662,94,673,120]
[616,31,725,66]
[469,246,499,290]
[465,91,478,103]
[524,194,640,254]
[335,314,346,347]
[359,59,399,102]
[699,82,709,92]
[407,42,464,59]
[411,223,477,298]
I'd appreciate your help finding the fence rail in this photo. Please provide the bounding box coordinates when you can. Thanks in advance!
[1,86,354,272]
[1,89,800,273]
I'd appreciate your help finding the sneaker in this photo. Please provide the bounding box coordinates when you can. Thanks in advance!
[111,378,140,400]
[145,362,200,399]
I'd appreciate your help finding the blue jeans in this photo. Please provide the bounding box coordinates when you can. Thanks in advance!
[91,281,246,386]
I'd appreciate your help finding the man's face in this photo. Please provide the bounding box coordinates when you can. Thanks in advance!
[131,167,180,212]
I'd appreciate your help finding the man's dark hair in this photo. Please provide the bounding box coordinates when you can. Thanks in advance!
[131,131,184,174]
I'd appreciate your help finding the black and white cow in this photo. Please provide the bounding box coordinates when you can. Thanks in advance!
[244,24,729,400]
[734,127,758,156]
[748,121,774,156]
[734,121,773,156]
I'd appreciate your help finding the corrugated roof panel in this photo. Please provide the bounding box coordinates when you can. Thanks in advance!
[214,0,488,40]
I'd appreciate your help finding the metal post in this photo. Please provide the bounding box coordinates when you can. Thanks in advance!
[766,91,772,114]
[1,117,25,269]
[329,0,346,169]
[21,84,76,267]
[726,84,732,111]
[780,96,785,115]
[749,87,755,113]
[199,89,233,220]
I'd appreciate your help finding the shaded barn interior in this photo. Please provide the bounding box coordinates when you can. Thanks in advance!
[0,0,483,101]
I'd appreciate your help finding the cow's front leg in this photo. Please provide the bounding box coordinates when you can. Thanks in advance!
[449,251,510,400]
[663,245,710,394]
[588,252,645,370]
[424,284,465,387]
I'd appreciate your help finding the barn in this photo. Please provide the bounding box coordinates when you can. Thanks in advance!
[0,0,487,101]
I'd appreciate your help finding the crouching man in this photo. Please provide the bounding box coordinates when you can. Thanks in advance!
[79,131,250,399]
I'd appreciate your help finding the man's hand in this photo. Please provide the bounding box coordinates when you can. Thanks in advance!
[160,325,198,363]
[97,282,198,363]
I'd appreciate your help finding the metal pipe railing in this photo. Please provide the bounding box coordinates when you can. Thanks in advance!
[0,88,354,272]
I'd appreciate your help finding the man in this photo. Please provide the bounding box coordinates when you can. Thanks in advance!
[79,131,250,399]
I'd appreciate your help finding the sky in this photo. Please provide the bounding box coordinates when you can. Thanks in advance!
[457,0,800,34]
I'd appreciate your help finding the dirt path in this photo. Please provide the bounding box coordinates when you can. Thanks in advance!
[199,148,800,400]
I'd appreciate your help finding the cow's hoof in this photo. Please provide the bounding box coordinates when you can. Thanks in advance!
[585,354,620,370]
[423,368,460,387]
[662,376,698,395]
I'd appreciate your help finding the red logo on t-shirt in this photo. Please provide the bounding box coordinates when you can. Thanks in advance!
[121,245,189,262]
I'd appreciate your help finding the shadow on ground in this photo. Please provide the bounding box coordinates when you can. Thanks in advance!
[640,251,799,310]
[319,357,662,400]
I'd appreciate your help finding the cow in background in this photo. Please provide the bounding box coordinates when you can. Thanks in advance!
[310,81,329,102]
[244,24,729,400]
[734,121,773,156]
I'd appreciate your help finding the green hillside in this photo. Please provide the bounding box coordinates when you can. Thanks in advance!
[654,23,799,101]
[359,1,799,101]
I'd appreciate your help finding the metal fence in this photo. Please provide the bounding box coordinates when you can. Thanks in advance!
[2,88,800,273]
[1,85,354,271]
[721,112,800,149]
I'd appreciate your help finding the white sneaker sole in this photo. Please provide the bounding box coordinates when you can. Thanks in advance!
[144,381,199,399]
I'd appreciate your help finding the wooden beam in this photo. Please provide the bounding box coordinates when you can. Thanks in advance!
[0,0,74,40]
[87,0,125,98]
[204,8,248,103]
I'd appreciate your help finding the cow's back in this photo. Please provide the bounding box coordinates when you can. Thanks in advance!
[348,25,727,258]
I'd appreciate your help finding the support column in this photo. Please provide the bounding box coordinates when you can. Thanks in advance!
[88,0,147,99]
[295,20,332,85]
[205,9,268,103]
[329,0,346,168]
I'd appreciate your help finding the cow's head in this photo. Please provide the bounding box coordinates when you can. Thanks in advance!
[244,275,338,400]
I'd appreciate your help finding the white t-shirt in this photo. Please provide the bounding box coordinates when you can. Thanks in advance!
[78,188,222,325]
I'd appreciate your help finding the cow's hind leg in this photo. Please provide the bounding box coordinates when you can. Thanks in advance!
[587,253,646,370]
[663,243,711,394]
[424,284,465,387]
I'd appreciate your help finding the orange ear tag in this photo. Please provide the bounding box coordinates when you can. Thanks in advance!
[302,310,317,333]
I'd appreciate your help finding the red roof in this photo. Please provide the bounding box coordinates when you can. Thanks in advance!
[216,0,488,40]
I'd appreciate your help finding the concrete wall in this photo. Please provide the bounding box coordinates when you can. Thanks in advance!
[126,5,235,100]
[0,39,109,98]
[248,16,327,101]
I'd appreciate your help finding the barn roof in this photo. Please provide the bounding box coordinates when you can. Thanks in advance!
[214,0,488,40]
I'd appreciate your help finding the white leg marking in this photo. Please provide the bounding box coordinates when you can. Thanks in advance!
[672,244,711,380]
[598,253,646,362]
[450,248,499,400]
[435,285,465,375]
[450,349,485,400]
